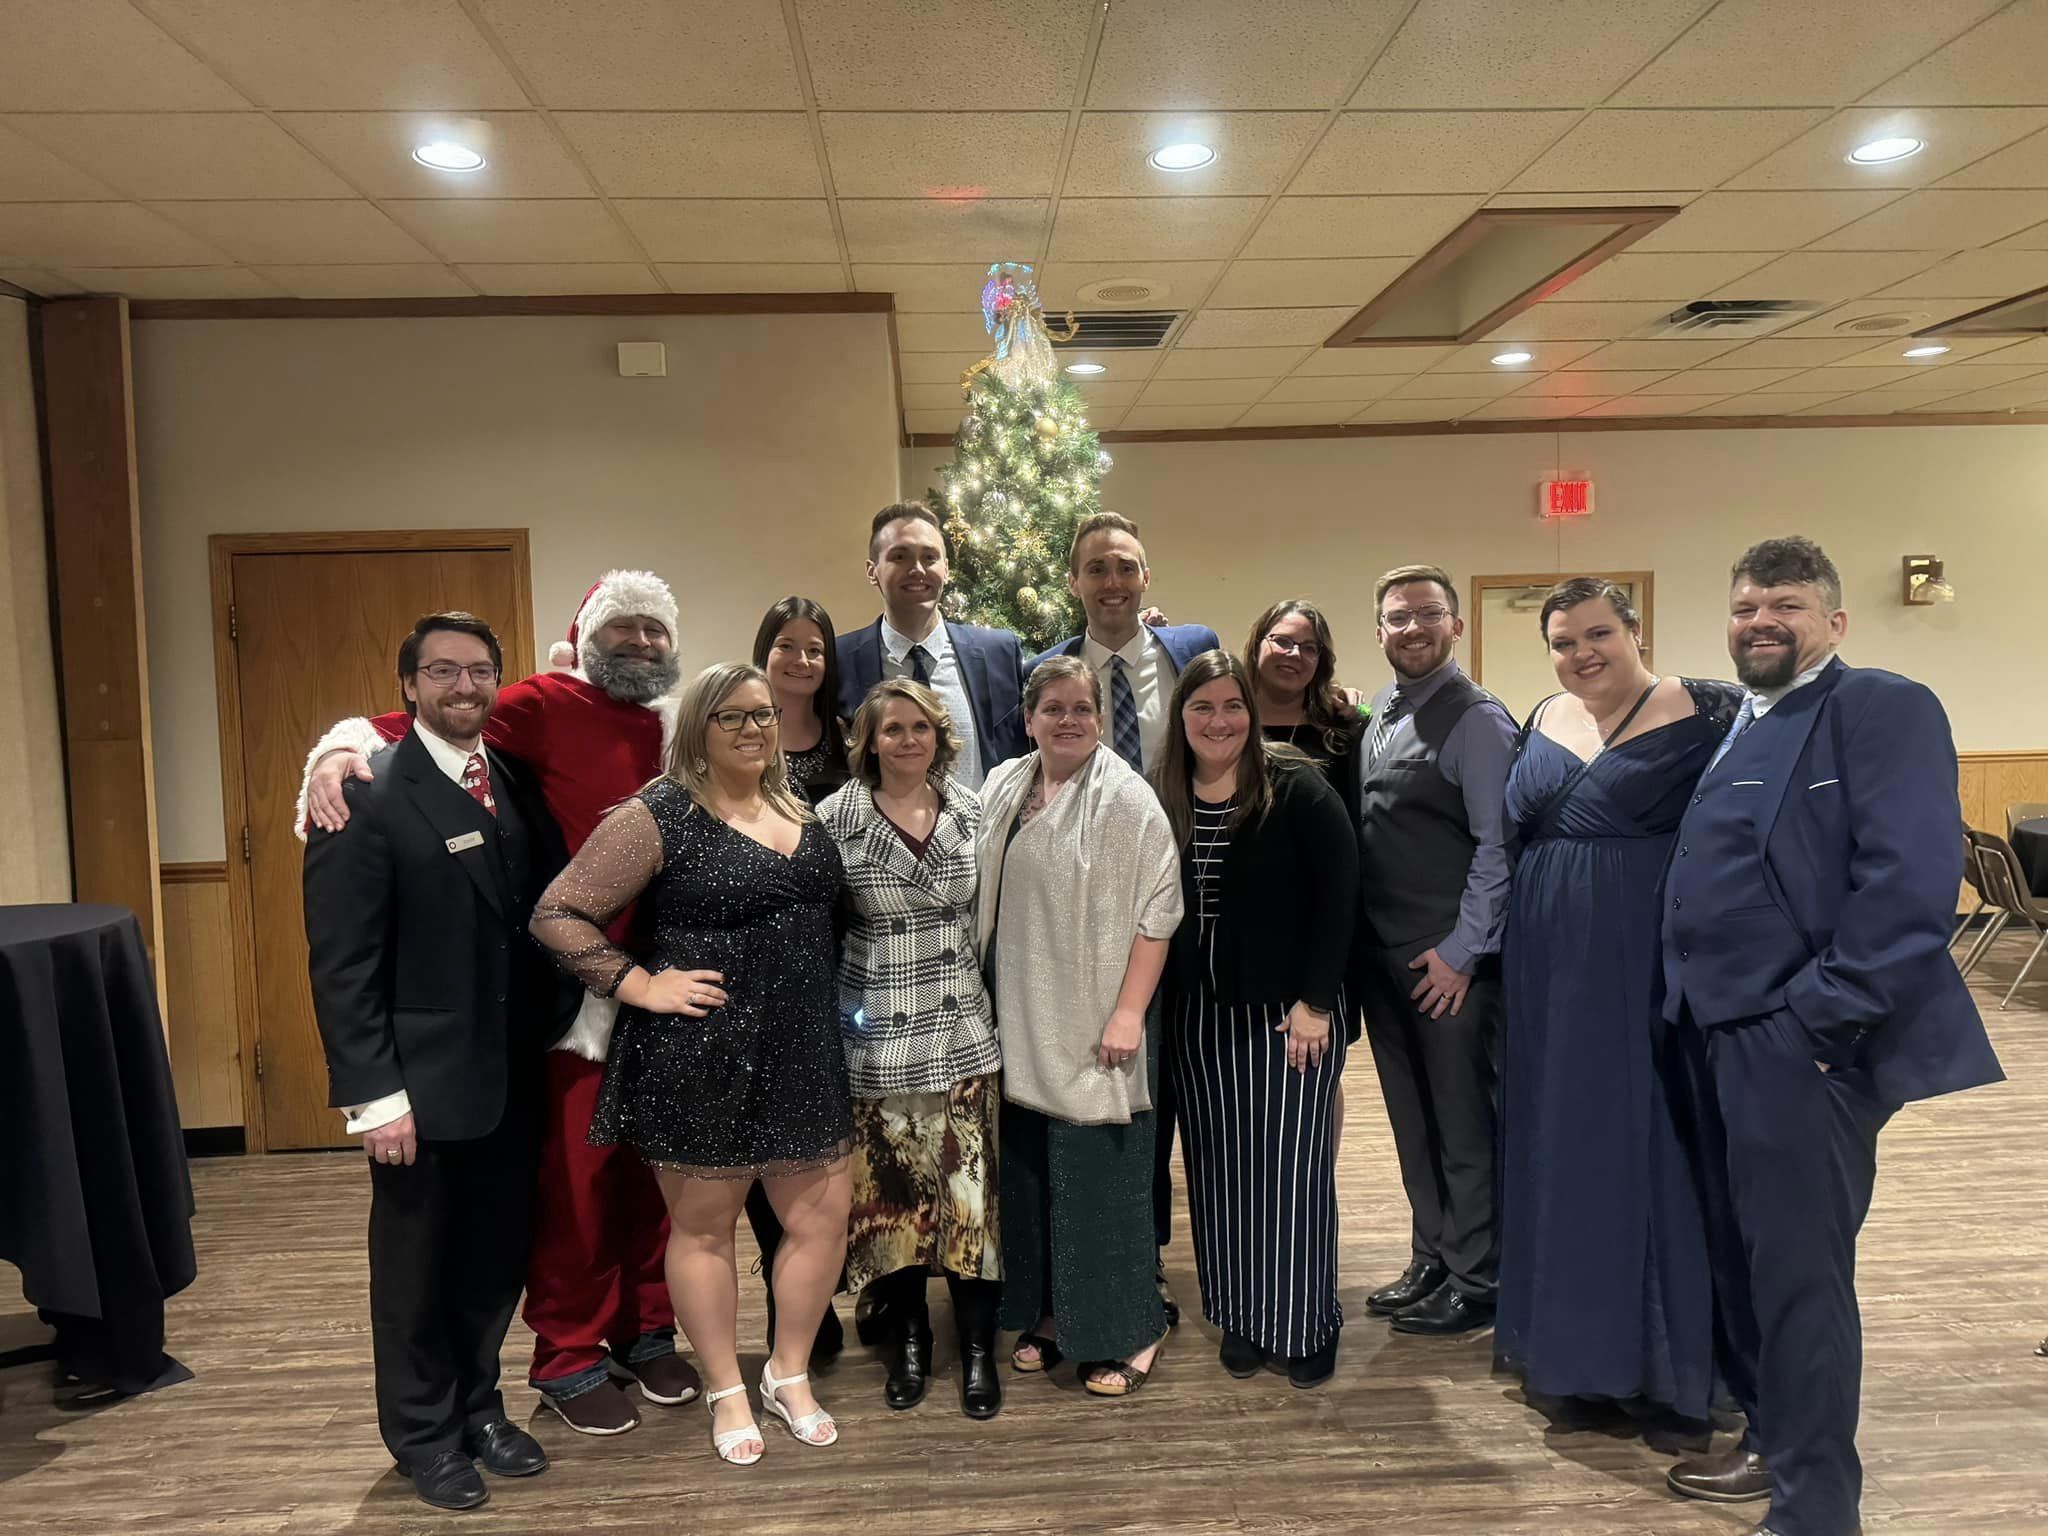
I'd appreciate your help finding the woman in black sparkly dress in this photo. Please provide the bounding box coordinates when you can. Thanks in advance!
[532,662,852,1467]
[754,596,850,805]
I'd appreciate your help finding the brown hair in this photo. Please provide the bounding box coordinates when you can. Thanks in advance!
[1375,563,1459,617]
[1242,599,1356,756]
[845,678,962,788]
[868,500,950,559]
[398,611,501,718]
[1067,511,1145,574]
[1538,577,1641,639]
[1732,535,1842,611]
[1153,649,1305,847]
[1023,653,1102,716]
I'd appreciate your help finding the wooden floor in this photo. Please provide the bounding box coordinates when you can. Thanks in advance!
[7,954,2047,1536]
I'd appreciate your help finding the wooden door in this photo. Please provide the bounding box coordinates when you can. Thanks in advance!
[228,546,528,1150]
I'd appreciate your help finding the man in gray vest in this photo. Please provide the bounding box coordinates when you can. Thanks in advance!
[1354,564,1517,1336]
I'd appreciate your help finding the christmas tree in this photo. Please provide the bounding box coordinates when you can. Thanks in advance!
[931,262,1113,653]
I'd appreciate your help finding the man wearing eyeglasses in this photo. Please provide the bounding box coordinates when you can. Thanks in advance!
[1353,564,1518,1337]
[304,612,580,1511]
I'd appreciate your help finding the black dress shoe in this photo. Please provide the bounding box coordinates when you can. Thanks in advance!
[1219,1332,1263,1379]
[1388,1285,1494,1336]
[1368,1258,1448,1316]
[1665,1446,1771,1503]
[463,1418,547,1478]
[406,1450,489,1511]
[958,1336,1003,1420]
[1156,1262,1181,1328]
[1288,1332,1339,1389]
[883,1324,933,1410]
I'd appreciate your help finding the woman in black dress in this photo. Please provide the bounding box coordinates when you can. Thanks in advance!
[532,662,852,1467]
[753,596,850,805]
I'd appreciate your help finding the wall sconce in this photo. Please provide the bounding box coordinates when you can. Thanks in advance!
[1902,555,1955,605]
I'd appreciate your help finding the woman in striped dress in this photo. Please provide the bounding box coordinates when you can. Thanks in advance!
[1154,651,1360,1387]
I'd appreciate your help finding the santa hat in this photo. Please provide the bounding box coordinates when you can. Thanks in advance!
[549,569,679,671]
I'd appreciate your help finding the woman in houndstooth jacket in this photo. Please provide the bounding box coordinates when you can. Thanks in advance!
[816,679,1003,1421]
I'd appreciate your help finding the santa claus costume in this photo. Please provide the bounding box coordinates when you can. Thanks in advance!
[298,571,696,1433]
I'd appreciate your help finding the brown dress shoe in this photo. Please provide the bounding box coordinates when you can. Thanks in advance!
[1666,1446,1770,1503]
[621,1353,702,1405]
[541,1378,640,1436]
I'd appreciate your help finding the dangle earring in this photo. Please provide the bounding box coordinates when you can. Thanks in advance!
[692,757,708,776]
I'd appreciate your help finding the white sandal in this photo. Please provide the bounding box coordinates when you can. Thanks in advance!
[760,1359,838,1447]
[704,1382,763,1466]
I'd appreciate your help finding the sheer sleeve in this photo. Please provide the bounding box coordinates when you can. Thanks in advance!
[531,798,664,996]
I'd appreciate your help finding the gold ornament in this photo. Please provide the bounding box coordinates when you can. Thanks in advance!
[1034,416,1059,438]
[1016,585,1038,609]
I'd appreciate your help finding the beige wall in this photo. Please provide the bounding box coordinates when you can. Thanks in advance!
[912,425,2048,748]
[136,312,903,863]
[0,297,72,903]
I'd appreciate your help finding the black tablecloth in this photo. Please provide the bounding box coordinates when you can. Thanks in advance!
[0,903,195,1394]
[2014,819,2048,899]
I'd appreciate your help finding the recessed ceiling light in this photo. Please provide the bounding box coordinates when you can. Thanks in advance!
[1147,142,1217,173]
[413,140,486,172]
[1846,135,1924,166]
[1902,344,1950,358]
[1491,350,1534,366]
[1064,362,1107,376]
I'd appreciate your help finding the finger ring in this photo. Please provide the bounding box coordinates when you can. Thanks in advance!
[384,1149,398,1160]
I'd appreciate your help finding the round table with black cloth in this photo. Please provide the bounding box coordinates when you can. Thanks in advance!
[2012,818,2048,898]
[0,904,196,1394]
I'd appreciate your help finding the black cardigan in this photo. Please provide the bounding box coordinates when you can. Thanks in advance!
[1166,761,1360,1013]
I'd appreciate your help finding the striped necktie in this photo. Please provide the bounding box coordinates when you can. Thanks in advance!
[1110,655,1143,772]
[907,643,932,685]
[1365,688,1408,768]
[1707,693,1758,773]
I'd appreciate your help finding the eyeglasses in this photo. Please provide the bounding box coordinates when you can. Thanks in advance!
[417,662,500,686]
[1264,634,1322,658]
[710,706,783,732]
[1381,606,1452,632]
[1034,703,1099,722]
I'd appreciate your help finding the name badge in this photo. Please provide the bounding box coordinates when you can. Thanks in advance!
[445,831,485,853]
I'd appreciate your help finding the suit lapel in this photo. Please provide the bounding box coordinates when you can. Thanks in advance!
[395,732,510,920]
[1753,656,1844,858]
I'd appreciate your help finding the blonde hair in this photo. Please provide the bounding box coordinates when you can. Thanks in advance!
[662,662,812,822]
[846,678,962,788]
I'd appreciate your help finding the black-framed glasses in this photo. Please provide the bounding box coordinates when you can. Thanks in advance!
[417,661,500,686]
[1381,606,1452,632]
[710,706,783,732]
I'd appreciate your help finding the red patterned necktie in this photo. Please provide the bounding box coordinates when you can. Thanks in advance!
[462,752,497,817]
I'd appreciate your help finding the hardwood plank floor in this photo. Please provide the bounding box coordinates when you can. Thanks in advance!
[7,957,2045,1535]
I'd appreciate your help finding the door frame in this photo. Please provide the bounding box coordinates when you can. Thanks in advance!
[1467,569,1657,691]
[208,529,535,1152]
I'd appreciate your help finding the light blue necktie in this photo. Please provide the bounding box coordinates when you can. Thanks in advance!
[1707,693,1758,773]
[1110,656,1143,772]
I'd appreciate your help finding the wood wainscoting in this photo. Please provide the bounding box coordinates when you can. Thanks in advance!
[160,861,241,1131]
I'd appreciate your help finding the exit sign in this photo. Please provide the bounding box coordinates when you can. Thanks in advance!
[1540,478,1595,518]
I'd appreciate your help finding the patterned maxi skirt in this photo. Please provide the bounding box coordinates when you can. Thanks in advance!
[844,1072,1002,1291]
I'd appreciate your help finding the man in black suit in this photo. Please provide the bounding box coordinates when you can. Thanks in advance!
[304,612,579,1512]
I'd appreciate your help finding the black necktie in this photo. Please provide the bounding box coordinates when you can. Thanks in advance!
[907,643,932,685]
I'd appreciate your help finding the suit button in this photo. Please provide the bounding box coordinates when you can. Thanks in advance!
[496,993,506,1003]
[942,995,958,1011]
[1681,950,1690,961]
[1672,898,1681,910]
[892,918,907,934]
[1692,794,1703,806]
[1679,847,1689,857]
[940,948,956,965]
[892,1012,907,1027]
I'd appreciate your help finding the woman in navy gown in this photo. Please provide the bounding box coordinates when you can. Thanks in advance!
[1496,578,1740,1428]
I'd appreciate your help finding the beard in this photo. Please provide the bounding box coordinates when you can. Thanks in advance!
[1733,630,1800,690]
[583,643,682,704]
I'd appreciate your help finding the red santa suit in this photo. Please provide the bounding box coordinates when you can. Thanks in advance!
[298,571,681,1408]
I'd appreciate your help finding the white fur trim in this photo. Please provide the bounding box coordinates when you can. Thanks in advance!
[576,569,679,650]
[547,639,579,670]
[294,717,394,841]
[651,690,682,762]
[553,990,618,1061]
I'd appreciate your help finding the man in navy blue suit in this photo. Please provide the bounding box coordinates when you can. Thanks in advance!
[1661,537,2002,1536]
[837,501,1028,790]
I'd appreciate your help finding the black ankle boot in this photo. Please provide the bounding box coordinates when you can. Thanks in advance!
[884,1317,933,1409]
[958,1329,1002,1419]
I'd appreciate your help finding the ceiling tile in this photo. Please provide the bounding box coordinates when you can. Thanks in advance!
[1063,112,1324,198]
[657,263,847,292]
[557,113,823,198]
[1811,190,2048,251]
[1462,394,1603,419]
[1769,297,1980,336]
[0,0,250,110]
[1242,195,1480,259]
[1068,380,1145,409]
[1293,343,1452,374]
[459,262,662,294]
[1863,363,2048,392]
[1235,401,1370,426]
[822,113,1065,199]
[1905,380,2048,411]
[1747,368,1866,392]
[797,0,1095,110]
[1726,107,2048,191]
[0,203,228,267]
[1630,191,1902,252]
[0,124,121,201]
[1610,0,2005,108]
[615,199,840,262]
[1971,335,2048,366]
[1561,252,1776,303]
[1828,336,2020,365]
[1791,364,1936,387]
[1484,189,1703,208]
[1116,405,1253,431]
[56,266,285,299]
[1088,0,1409,109]
[1385,369,1524,398]
[145,200,434,264]
[384,200,639,263]
[1179,306,1356,347]
[1157,346,1313,379]
[1806,389,1967,414]
[1711,250,1942,302]
[476,0,802,108]
[1637,367,1798,393]
[1295,112,1578,195]
[1138,377,1270,406]
[2,268,87,294]
[1686,392,1848,414]
[853,262,1000,310]
[1486,301,1674,339]
[278,112,594,199]
[896,312,991,352]
[1428,340,1604,372]
[1353,397,1494,421]
[1264,373,1403,402]
[1863,0,2048,107]
[1034,260,1225,311]
[1524,369,1674,397]
[1507,109,1826,192]
[6,113,354,200]
[898,351,986,385]
[1578,393,1734,416]
[254,263,473,298]
[149,0,528,109]
[1877,249,2048,297]
[1570,337,1748,367]
[905,409,970,435]
[1353,0,1708,108]
[1698,336,1887,366]
[1938,128,2048,191]
[1047,197,1265,261]
[1207,257,1408,309]
[840,198,1047,263]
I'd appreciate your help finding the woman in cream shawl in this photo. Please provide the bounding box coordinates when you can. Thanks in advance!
[976,655,1183,1397]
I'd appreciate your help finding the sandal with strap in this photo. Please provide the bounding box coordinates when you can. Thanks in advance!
[1010,1330,1064,1374]
[704,1383,763,1466]
[760,1360,838,1447]
[1084,1333,1168,1398]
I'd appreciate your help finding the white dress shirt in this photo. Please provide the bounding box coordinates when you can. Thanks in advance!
[881,614,984,790]
[1750,658,1831,721]
[1083,627,1171,774]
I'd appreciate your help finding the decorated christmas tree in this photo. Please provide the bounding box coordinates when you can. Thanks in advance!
[931,262,1113,653]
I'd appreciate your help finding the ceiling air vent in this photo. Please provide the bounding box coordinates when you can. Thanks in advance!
[1047,309,1184,350]
[1637,299,1821,338]
[1834,311,1928,334]
[1077,276,1169,307]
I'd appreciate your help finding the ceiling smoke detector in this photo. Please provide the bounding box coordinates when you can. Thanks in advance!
[1076,277,1168,307]
[1831,311,1928,334]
